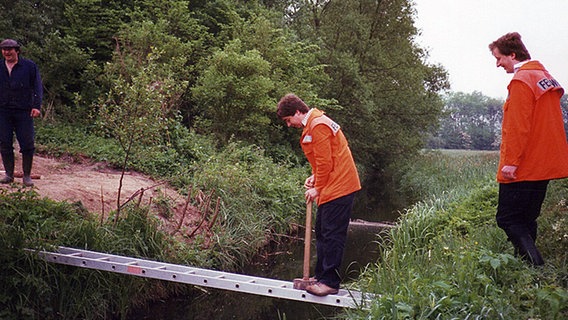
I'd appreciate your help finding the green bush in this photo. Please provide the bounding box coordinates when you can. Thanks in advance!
[189,140,307,267]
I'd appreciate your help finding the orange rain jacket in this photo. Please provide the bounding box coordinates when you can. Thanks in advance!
[300,108,361,205]
[497,60,568,183]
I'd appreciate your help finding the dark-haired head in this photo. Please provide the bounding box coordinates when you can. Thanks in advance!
[276,93,309,119]
[489,32,531,61]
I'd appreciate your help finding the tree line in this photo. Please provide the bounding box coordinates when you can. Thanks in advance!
[428,92,568,150]
[1,0,449,194]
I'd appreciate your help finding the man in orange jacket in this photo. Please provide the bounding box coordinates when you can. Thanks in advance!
[277,93,361,295]
[489,32,568,265]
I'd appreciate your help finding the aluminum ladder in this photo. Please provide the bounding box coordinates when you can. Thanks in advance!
[32,246,375,309]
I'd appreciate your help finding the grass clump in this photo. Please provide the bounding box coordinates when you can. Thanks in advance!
[0,189,190,320]
[349,150,568,320]
[189,140,307,268]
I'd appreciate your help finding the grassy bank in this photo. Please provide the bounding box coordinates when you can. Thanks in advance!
[1,123,309,319]
[349,150,568,319]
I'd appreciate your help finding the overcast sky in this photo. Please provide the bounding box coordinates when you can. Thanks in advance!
[413,0,568,99]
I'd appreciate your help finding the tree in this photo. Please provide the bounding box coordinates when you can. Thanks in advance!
[63,0,136,62]
[191,7,332,150]
[97,20,190,220]
[429,91,504,150]
[0,0,67,45]
[191,40,275,144]
[283,0,449,187]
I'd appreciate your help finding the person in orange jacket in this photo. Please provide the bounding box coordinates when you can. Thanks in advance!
[277,93,361,296]
[489,32,568,265]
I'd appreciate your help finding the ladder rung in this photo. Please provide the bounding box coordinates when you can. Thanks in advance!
[67,252,83,257]
[95,257,110,261]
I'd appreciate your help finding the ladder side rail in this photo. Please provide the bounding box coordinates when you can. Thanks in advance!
[41,251,358,308]
[42,248,296,288]
[56,247,293,286]
[54,247,376,301]
[162,270,362,308]
[56,247,198,272]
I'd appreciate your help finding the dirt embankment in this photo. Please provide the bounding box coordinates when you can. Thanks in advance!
[0,154,209,238]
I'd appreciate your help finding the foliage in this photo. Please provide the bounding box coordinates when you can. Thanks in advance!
[36,123,124,163]
[96,21,191,216]
[191,8,333,149]
[348,150,568,320]
[63,0,134,63]
[3,0,451,197]
[428,91,504,150]
[186,140,307,267]
[3,118,315,317]
[398,149,499,203]
[290,0,449,176]
[191,40,275,143]
[37,32,99,121]
[36,121,308,266]
[0,0,66,46]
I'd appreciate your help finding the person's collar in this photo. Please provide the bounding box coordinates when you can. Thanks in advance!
[514,60,531,73]
[301,108,314,126]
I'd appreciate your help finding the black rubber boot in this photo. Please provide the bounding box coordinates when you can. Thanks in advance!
[514,235,544,266]
[22,154,34,187]
[0,153,14,183]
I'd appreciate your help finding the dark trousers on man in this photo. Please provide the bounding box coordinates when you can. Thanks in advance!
[0,108,36,155]
[314,192,356,289]
[0,108,36,184]
[496,180,549,265]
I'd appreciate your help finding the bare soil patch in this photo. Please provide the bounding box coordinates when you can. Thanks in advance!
[0,154,207,238]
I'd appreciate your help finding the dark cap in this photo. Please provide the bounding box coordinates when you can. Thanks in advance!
[0,39,20,49]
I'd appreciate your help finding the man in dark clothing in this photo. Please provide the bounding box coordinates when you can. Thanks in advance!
[0,39,43,187]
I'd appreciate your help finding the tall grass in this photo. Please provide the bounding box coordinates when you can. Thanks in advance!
[347,149,568,319]
[0,189,189,319]
[185,140,307,268]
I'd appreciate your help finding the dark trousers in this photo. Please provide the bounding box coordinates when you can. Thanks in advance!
[314,192,356,289]
[496,181,548,259]
[0,108,36,157]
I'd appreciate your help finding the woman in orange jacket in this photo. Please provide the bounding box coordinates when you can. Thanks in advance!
[489,32,568,265]
[277,93,361,296]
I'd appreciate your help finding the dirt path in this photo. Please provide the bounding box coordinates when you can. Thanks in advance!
[0,154,202,236]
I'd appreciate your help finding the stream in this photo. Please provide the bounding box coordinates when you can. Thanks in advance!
[128,197,400,320]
